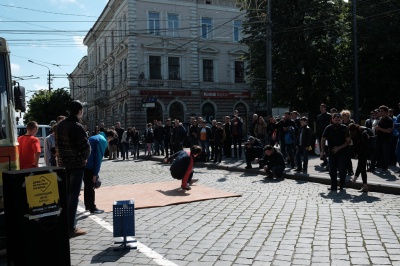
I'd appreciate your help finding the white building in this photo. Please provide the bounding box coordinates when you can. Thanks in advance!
[72,0,254,134]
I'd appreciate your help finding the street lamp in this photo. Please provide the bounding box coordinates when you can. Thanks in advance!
[265,0,272,116]
[28,60,52,92]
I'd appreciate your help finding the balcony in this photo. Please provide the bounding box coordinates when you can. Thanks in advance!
[94,90,109,107]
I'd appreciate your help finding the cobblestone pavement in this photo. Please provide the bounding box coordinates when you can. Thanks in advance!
[2,158,400,265]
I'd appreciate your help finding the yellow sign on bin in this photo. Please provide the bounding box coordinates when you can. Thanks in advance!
[25,172,60,219]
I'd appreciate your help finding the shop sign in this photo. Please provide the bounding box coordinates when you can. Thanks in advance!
[25,172,61,219]
[202,91,250,99]
[140,90,191,96]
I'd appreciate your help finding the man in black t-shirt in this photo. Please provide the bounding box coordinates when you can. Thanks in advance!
[321,114,350,191]
[374,105,393,171]
[316,104,332,166]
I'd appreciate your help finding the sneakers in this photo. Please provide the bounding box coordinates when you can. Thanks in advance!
[245,165,252,169]
[181,184,191,190]
[69,227,86,238]
[90,208,104,214]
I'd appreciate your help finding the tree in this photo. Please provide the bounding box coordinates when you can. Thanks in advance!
[357,0,400,113]
[23,88,72,124]
[241,0,352,120]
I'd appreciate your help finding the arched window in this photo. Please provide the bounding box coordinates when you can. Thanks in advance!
[201,102,215,124]
[146,102,163,123]
[169,101,184,122]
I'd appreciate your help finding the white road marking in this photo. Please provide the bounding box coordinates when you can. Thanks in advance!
[77,206,178,266]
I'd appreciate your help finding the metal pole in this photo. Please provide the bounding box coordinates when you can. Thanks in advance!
[266,0,272,116]
[48,69,51,92]
[352,0,359,123]
[28,60,52,92]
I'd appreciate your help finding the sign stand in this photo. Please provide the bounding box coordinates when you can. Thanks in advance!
[113,200,137,250]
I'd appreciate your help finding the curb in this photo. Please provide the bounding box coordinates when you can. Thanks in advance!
[144,155,400,195]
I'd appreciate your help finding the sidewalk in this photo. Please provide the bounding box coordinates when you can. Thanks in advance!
[148,152,400,195]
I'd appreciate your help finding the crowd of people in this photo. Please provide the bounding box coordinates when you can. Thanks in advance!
[89,103,400,193]
[17,101,400,237]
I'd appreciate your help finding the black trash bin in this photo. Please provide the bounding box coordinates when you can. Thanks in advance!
[3,167,70,266]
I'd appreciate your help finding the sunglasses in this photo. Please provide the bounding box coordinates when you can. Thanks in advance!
[333,114,342,118]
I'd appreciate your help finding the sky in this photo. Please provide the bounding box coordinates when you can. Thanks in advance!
[0,0,107,100]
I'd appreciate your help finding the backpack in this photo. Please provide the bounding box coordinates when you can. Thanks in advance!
[284,127,294,144]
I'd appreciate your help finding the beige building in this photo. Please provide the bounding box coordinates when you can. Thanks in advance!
[71,0,254,134]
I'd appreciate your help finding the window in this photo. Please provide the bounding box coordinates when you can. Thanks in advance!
[98,45,101,63]
[203,59,214,82]
[111,68,115,88]
[234,61,245,83]
[104,40,107,57]
[111,31,114,50]
[233,20,243,42]
[124,58,127,80]
[104,73,108,89]
[149,56,162,79]
[148,12,160,35]
[98,77,102,91]
[123,15,127,36]
[167,13,179,37]
[201,18,212,39]
[168,57,180,80]
[119,61,123,83]
[119,19,122,41]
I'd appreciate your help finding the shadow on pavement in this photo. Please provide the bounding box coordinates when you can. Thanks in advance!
[319,190,381,204]
[373,171,399,182]
[156,189,190,197]
[91,247,130,263]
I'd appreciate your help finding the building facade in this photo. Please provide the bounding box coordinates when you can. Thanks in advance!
[74,0,255,135]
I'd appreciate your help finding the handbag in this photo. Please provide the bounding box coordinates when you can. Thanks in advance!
[94,175,101,189]
[314,139,320,155]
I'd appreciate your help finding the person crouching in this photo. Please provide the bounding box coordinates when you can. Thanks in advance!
[257,145,286,178]
[164,145,202,190]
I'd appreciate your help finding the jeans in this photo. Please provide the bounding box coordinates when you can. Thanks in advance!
[265,165,285,178]
[396,138,400,165]
[131,143,139,158]
[83,168,96,212]
[164,140,170,157]
[355,153,367,184]
[121,142,129,160]
[199,140,210,160]
[281,142,295,167]
[328,151,348,189]
[232,135,242,157]
[295,145,309,170]
[375,137,391,169]
[214,143,223,162]
[66,168,84,231]
[154,139,164,155]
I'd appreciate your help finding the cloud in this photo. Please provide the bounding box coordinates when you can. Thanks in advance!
[11,63,21,74]
[33,84,48,91]
[73,36,86,52]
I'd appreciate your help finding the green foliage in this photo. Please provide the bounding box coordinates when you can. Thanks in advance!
[357,0,400,113]
[241,0,352,116]
[23,88,72,124]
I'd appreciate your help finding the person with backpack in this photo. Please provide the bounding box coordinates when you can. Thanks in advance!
[277,111,296,169]
[164,145,202,190]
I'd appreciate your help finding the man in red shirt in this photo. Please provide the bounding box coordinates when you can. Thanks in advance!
[18,121,41,169]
